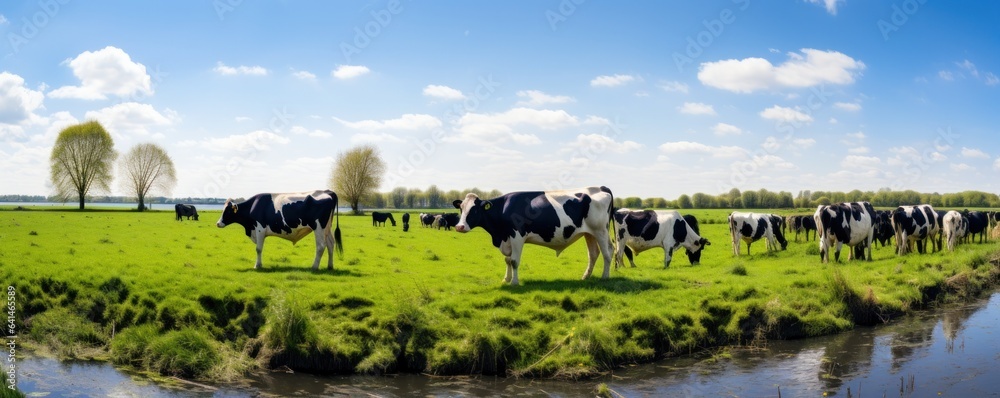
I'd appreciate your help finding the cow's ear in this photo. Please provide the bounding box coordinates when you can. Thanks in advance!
[452,200,462,209]
[232,204,238,213]
[482,202,492,211]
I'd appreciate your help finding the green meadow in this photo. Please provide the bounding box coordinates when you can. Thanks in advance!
[1,206,998,381]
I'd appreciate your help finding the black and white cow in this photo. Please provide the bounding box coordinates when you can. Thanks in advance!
[890,204,939,255]
[785,215,817,242]
[401,213,410,232]
[217,190,343,270]
[814,202,876,263]
[943,210,968,252]
[432,214,450,230]
[872,210,894,248]
[452,186,615,286]
[728,212,788,256]
[442,213,460,229]
[419,213,435,228]
[962,210,989,244]
[612,209,710,269]
[371,211,396,227]
[174,204,199,221]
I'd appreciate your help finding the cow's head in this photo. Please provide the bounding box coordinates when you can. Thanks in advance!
[217,199,238,228]
[685,238,711,265]
[453,193,488,233]
[771,215,789,250]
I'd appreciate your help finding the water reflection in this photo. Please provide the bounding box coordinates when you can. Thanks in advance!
[8,293,1000,397]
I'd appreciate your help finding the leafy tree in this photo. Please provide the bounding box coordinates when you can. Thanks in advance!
[623,197,642,208]
[677,194,693,209]
[653,198,668,208]
[50,121,117,210]
[330,144,386,214]
[389,187,407,208]
[425,185,444,208]
[740,191,758,209]
[119,143,176,212]
[691,192,714,209]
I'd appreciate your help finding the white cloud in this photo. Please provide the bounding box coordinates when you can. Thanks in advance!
[759,105,814,123]
[950,163,973,172]
[829,117,838,124]
[290,125,332,138]
[0,15,7,25]
[806,0,843,15]
[179,130,290,152]
[848,146,870,154]
[678,102,716,115]
[659,81,689,94]
[957,60,979,78]
[423,85,466,100]
[334,113,441,131]
[986,73,999,86]
[213,61,268,76]
[939,71,954,81]
[713,122,743,136]
[567,134,642,154]
[350,132,405,144]
[590,74,636,87]
[994,158,1000,171]
[466,146,524,161]
[515,90,574,107]
[961,147,989,159]
[84,102,177,138]
[698,49,865,93]
[234,116,252,123]
[48,46,153,100]
[793,138,816,148]
[583,115,611,125]
[834,102,861,111]
[752,154,795,170]
[291,70,316,80]
[841,155,881,169]
[658,141,746,158]
[332,65,370,80]
[0,72,45,125]
[456,107,579,135]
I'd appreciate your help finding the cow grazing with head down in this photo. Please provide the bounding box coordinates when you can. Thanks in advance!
[962,210,989,244]
[175,204,199,221]
[452,186,615,286]
[371,211,396,227]
[728,212,788,256]
[943,210,968,252]
[872,210,894,248]
[784,215,817,242]
[890,204,939,255]
[217,190,343,270]
[814,201,876,263]
[401,213,410,232]
[612,209,710,269]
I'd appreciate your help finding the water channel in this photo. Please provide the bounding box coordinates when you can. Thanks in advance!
[10,292,1000,397]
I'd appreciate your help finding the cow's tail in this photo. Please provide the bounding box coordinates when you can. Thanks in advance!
[603,186,616,247]
[333,200,344,259]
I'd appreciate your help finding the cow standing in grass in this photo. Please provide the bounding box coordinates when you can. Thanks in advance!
[452,186,614,286]
[217,190,343,270]
[890,204,938,255]
[814,202,875,263]
[175,204,199,221]
[612,209,710,269]
[728,212,787,256]
[943,210,968,251]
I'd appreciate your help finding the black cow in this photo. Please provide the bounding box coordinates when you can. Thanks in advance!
[872,210,894,248]
[452,186,615,286]
[401,213,410,232]
[785,215,817,242]
[891,204,939,255]
[372,211,396,227]
[814,202,876,263]
[419,213,435,228]
[216,190,343,270]
[962,210,989,244]
[442,213,459,229]
[174,204,199,221]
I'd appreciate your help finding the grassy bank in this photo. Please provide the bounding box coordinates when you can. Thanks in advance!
[1,207,998,381]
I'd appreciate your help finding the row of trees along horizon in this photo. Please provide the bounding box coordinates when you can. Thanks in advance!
[38,120,1000,212]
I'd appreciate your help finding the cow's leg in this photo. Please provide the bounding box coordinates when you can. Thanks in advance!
[662,246,673,269]
[625,246,637,268]
[746,241,752,256]
[508,243,524,286]
[254,236,265,269]
[834,241,842,262]
[325,230,335,270]
[583,234,599,279]
[312,230,325,271]
[596,231,612,279]
[613,239,624,269]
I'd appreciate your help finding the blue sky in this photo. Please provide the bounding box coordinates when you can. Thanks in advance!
[2,1,999,200]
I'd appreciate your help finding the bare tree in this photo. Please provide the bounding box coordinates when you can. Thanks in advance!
[120,143,177,211]
[49,121,117,210]
[330,144,386,214]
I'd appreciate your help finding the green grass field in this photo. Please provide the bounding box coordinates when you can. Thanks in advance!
[1,206,998,381]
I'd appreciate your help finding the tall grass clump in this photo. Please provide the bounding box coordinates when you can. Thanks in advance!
[146,328,221,377]
[260,291,318,356]
[26,308,105,358]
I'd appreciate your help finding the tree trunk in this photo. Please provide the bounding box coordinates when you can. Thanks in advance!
[351,201,361,215]
[138,196,145,212]
[78,191,85,210]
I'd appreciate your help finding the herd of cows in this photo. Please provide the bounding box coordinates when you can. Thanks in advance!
[171,187,1000,286]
